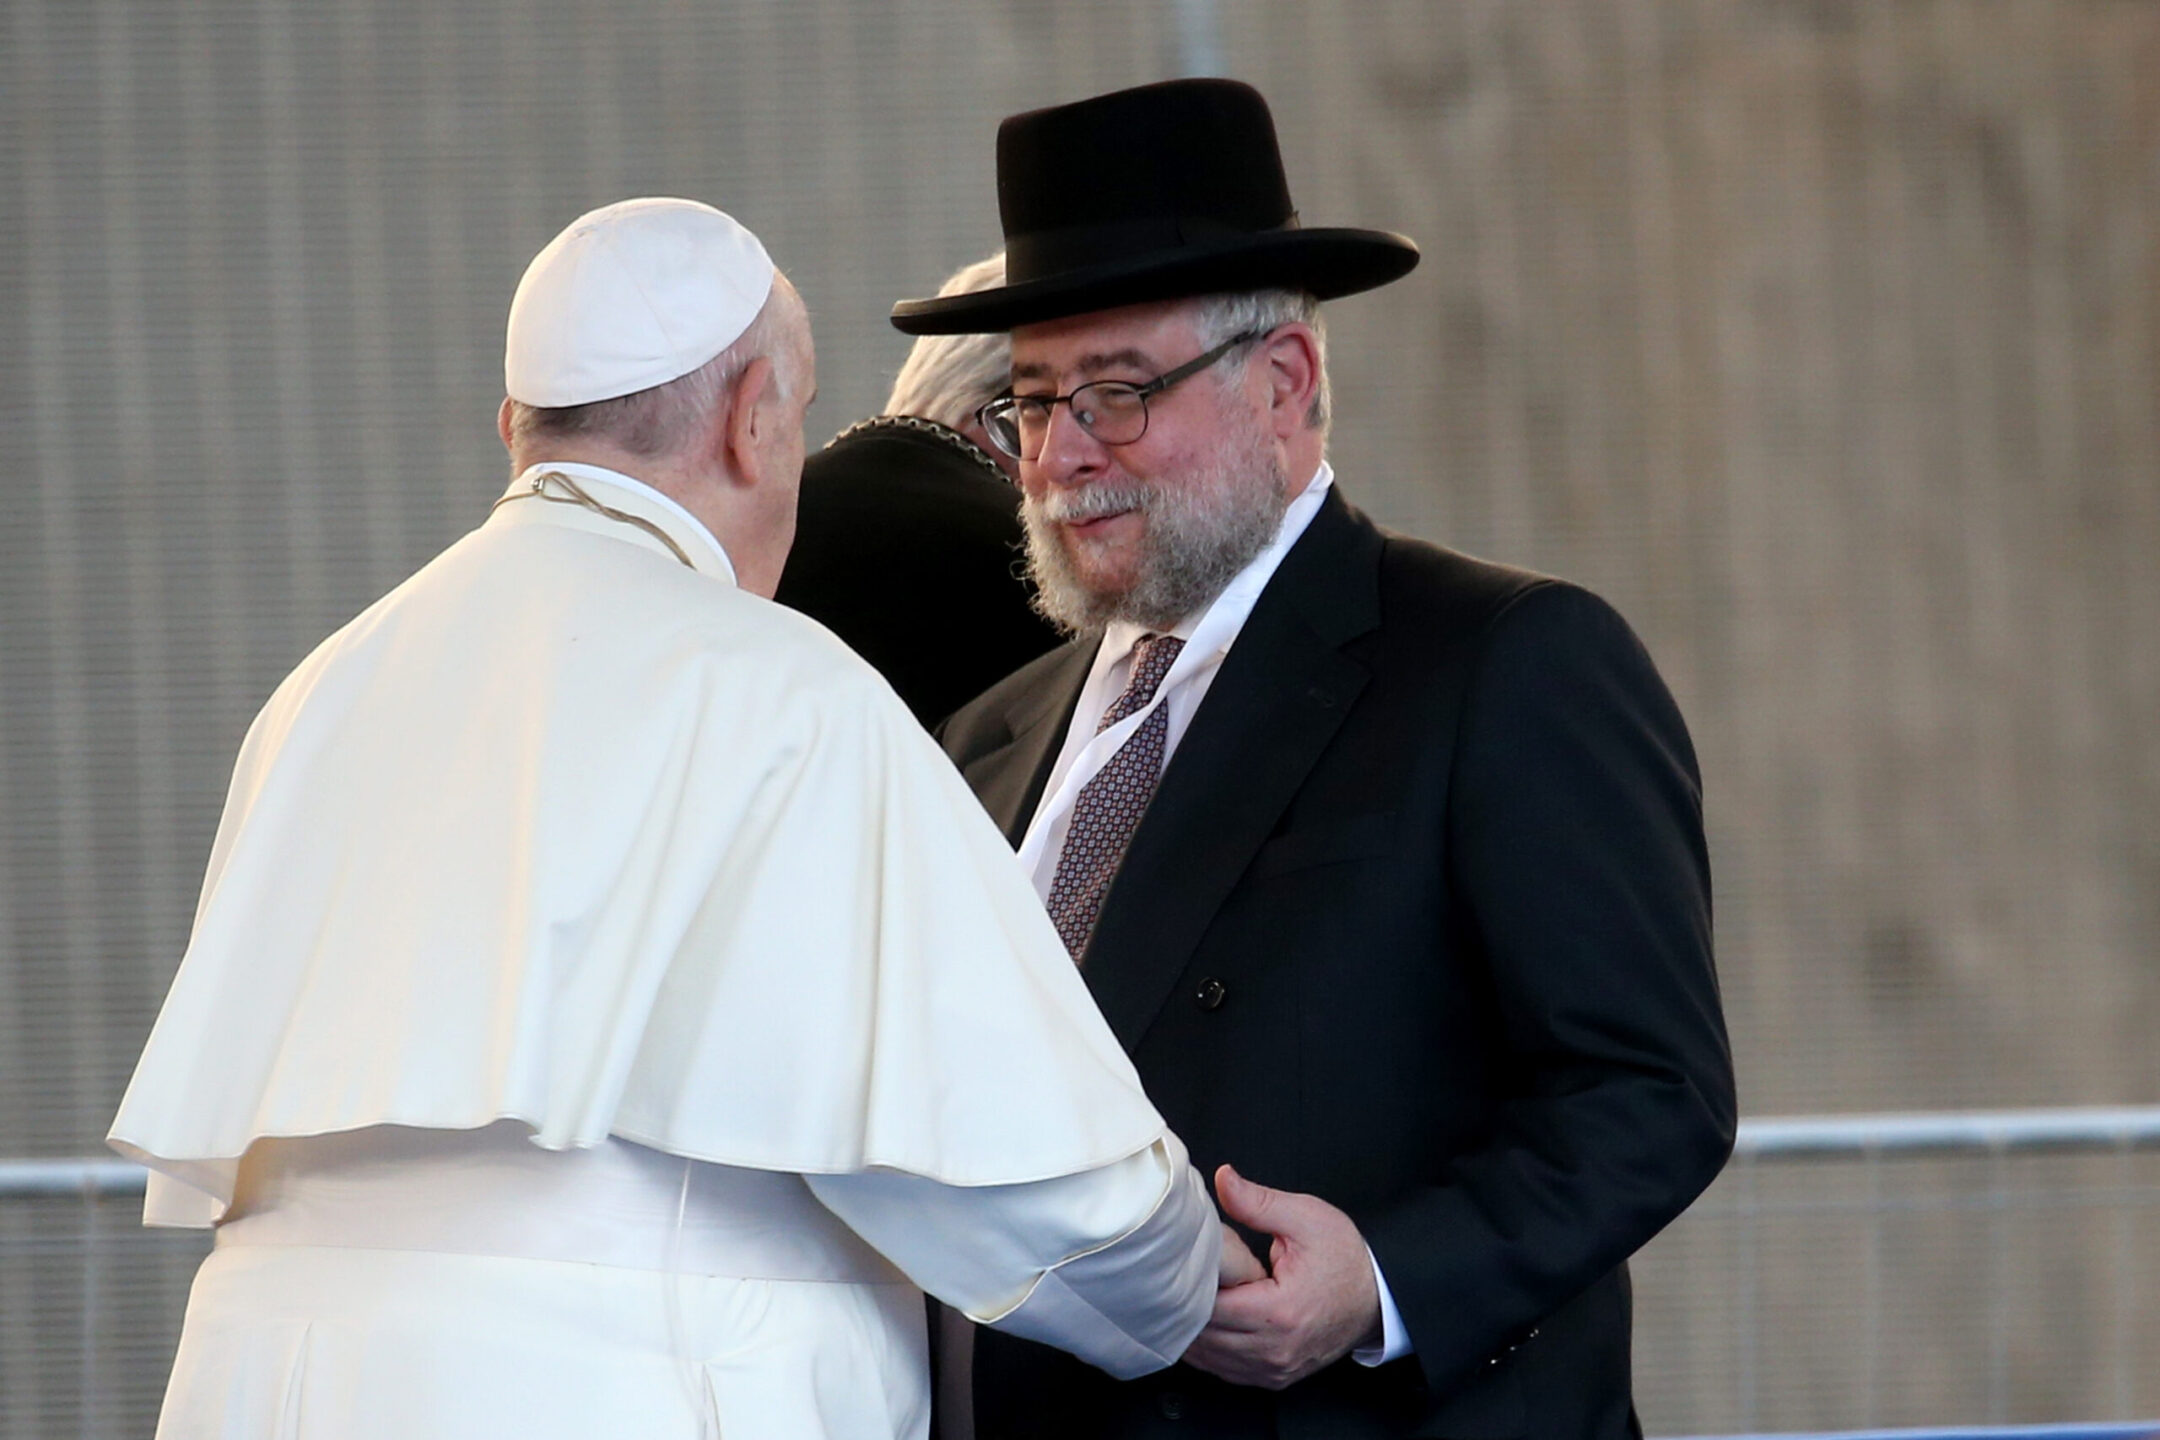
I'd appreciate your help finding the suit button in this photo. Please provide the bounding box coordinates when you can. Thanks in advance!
[1194,977,1228,1011]
[1158,1391,1187,1420]
[1488,1324,1540,1366]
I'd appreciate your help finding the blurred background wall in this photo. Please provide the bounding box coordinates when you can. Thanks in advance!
[1,1,2155,1434]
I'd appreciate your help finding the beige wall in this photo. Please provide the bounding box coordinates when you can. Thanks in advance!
[1232,0,2160,1119]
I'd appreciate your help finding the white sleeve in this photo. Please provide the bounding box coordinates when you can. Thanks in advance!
[1351,1247,1415,1365]
[805,1134,1219,1379]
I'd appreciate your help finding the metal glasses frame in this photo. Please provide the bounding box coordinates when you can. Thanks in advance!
[975,326,1268,460]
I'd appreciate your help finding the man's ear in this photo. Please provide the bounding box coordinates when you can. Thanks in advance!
[497,396,517,456]
[721,355,778,488]
[1259,324,1320,440]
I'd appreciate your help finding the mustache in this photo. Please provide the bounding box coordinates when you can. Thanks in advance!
[1032,483,1156,525]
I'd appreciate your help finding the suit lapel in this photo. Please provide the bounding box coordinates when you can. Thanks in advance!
[956,642,1096,846]
[1082,490,1385,1050]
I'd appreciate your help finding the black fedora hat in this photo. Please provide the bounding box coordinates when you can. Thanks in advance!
[890,78,1418,335]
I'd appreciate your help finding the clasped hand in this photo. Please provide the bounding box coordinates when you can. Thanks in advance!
[1188,1164,1383,1390]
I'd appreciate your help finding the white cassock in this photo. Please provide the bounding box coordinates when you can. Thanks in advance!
[108,463,1220,1440]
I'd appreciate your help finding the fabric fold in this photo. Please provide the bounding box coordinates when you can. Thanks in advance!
[110,472,1166,1223]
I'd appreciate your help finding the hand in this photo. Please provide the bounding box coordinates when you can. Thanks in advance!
[1181,1164,1382,1390]
[1217,1221,1266,1286]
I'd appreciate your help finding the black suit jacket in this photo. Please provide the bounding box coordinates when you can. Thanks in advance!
[940,489,1736,1440]
[775,418,1061,727]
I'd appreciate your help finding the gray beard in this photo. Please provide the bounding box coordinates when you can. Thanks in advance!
[1021,431,1291,638]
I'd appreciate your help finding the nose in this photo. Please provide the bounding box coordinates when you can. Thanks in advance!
[1029,399,1107,489]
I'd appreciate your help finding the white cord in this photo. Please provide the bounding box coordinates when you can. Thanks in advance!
[663,1156,720,1439]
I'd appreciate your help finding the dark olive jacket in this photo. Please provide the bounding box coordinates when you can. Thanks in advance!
[940,488,1737,1439]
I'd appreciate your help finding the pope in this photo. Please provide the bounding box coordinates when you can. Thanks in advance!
[109,197,1255,1440]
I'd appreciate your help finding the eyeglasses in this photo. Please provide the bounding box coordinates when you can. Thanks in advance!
[975,328,1267,461]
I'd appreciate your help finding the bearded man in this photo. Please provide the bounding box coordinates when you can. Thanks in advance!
[109,197,1249,1440]
[903,80,1738,1439]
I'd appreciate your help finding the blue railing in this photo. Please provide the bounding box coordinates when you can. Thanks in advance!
[1734,1108,2160,1159]
[11,1105,2155,1199]
[5,1107,2158,1436]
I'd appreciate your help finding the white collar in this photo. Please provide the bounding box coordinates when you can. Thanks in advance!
[1014,461,1337,887]
[495,462,737,585]
[1095,459,1335,674]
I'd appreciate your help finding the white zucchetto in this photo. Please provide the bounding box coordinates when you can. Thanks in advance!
[505,196,776,408]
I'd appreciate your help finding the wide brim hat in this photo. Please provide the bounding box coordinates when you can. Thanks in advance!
[891,78,1417,336]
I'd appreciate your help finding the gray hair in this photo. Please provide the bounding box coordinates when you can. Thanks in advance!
[507,272,802,458]
[1187,288,1330,437]
[884,253,1011,427]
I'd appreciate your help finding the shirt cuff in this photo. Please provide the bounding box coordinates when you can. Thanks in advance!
[1350,1245,1413,1366]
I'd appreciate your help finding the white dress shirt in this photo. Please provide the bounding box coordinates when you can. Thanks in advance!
[1020,460,1412,1367]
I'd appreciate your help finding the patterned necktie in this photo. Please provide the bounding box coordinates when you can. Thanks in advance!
[1046,633,1186,960]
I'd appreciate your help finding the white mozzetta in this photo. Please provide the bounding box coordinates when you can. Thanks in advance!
[108,467,1168,1223]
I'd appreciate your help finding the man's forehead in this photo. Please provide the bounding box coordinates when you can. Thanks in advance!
[1010,299,1202,378]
